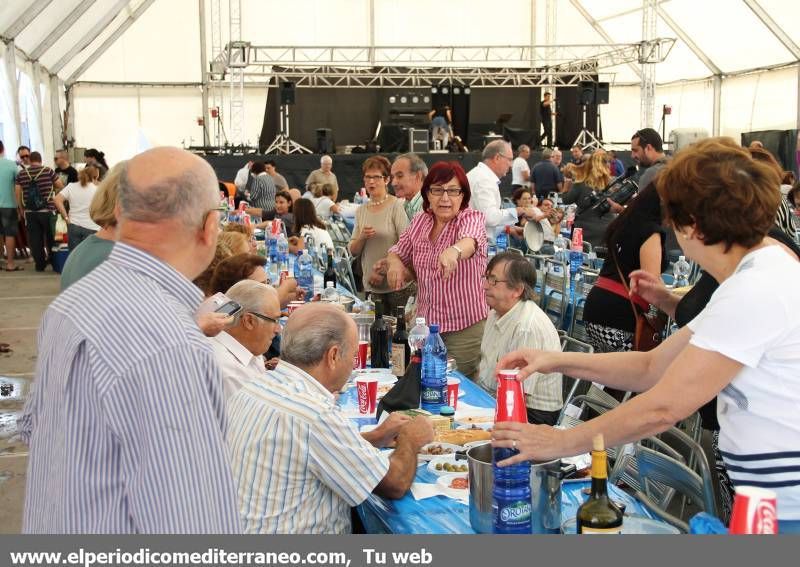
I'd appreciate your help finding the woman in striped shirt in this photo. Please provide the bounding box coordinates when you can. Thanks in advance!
[387,161,488,379]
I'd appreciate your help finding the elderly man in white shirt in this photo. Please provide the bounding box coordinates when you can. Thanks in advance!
[227,303,434,534]
[209,280,282,399]
[467,140,543,244]
[477,252,563,425]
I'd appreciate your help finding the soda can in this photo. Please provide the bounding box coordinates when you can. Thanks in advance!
[571,227,583,250]
[729,486,778,534]
[228,196,235,210]
[279,270,289,286]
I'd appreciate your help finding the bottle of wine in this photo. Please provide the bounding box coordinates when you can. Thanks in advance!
[370,299,391,369]
[391,306,410,377]
[323,246,337,289]
[576,434,624,534]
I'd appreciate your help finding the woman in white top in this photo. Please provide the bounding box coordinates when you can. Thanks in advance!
[54,165,101,250]
[292,198,334,254]
[312,183,340,220]
[493,138,800,531]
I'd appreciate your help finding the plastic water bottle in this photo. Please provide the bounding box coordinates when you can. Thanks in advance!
[276,230,289,270]
[553,234,568,272]
[322,281,339,303]
[420,324,448,413]
[295,251,314,302]
[569,249,584,300]
[267,220,279,264]
[407,317,428,355]
[673,255,691,287]
[496,226,509,252]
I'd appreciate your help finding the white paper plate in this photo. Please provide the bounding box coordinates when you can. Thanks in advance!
[463,440,492,451]
[427,455,470,476]
[524,220,545,252]
[456,422,494,431]
[436,473,469,497]
[418,442,463,462]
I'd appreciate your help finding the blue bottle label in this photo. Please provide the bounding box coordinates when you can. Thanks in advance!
[499,500,532,525]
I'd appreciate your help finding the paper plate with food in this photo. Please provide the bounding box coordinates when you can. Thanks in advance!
[418,442,462,461]
[427,454,469,476]
[456,422,494,431]
[437,473,469,497]
[434,429,491,447]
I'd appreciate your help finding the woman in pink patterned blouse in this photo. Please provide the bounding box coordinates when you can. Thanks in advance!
[387,161,488,379]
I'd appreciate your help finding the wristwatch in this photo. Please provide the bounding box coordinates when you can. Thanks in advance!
[451,244,463,260]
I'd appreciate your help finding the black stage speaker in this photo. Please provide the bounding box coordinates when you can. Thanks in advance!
[316,128,334,154]
[595,82,610,105]
[280,81,296,105]
[578,81,595,106]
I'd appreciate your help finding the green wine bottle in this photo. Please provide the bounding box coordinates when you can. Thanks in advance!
[576,434,624,534]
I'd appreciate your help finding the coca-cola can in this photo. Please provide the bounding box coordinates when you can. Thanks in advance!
[729,486,778,534]
[238,201,249,213]
[279,270,289,286]
[286,301,304,315]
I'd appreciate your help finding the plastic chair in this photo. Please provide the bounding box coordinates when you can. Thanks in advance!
[557,336,594,413]
[541,259,569,328]
[634,427,717,533]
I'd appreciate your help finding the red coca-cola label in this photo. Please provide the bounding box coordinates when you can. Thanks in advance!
[729,486,778,534]
[495,370,527,424]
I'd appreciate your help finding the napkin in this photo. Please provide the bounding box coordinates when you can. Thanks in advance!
[454,401,495,421]
[410,483,469,505]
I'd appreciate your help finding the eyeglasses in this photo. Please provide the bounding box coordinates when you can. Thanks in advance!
[203,205,228,225]
[481,274,509,286]
[499,154,513,161]
[247,311,280,325]
[429,186,463,197]
[363,174,387,181]
[19,154,30,159]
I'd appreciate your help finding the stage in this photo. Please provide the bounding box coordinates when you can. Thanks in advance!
[204,150,635,202]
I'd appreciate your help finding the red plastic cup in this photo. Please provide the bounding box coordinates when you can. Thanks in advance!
[447,377,460,410]
[495,369,528,424]
[356,376,378,414]
[729,486,778,534]
[355,341,368,370]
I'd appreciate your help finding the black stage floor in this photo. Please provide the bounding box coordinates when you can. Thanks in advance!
[204,150,634,202]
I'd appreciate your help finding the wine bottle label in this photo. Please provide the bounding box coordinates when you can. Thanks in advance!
[391,343,406,376]
[578,526,622,535]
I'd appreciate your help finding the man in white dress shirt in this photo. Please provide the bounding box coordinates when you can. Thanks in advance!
[226,303,434,533]
[477,252,563,425]
[467,140,543,243]
[210,280,281,399]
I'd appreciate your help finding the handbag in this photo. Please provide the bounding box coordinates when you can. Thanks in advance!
[611,245,666,352]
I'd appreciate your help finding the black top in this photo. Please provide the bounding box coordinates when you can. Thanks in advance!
[561,182,614,247]
[583,217,666,332]
[540,99,552,121]
[674,226,800,430]
[531,160,561,197]
[55,166,78,185]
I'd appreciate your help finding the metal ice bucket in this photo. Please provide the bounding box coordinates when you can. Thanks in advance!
[466,442,566,534]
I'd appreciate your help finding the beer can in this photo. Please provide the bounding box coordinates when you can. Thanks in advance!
[729,486,778,534]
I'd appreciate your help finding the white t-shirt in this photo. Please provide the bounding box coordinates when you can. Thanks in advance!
[300,225,335,254]
[511,157,530,187]
[59,182,101,231]
[687,245,800,520]
[313,196,336,220]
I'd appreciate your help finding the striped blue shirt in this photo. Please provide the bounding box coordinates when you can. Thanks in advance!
[227,361,390,534]
[19,242,242,533]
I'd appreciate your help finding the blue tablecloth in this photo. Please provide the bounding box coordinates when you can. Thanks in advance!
[337,372,657,534]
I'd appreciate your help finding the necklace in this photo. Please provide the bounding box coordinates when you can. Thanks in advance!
[368,196,388,207]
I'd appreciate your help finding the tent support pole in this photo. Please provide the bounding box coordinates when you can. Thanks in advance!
[712,74,722,137]
[199,0,210,146]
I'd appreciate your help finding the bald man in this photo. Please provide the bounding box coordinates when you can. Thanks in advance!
[20,147,241,533]
[227,303,433,534]
[210,280,282,399]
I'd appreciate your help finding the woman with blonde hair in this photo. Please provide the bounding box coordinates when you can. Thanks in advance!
[560,149,615,246]
[54,166,101,250]
[59,163,123,290]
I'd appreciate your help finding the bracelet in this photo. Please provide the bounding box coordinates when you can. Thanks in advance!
[451,244,463,260]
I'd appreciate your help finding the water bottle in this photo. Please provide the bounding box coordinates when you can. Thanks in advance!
[407,317,428,358]
[362,293,376,323]
[267,220,279,264]
[420,324,448,413]
[295,251,314,302]
[322,281,339,303]
[276,230,289,271]
[496,226,509,252]
[569,249,583,300]
[493,369,532,534]
[673,255,691,287]
[553,234,568,273]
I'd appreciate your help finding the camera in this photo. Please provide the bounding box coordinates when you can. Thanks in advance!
[595,177,639,215]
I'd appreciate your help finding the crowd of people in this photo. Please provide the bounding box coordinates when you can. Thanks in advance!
[5,126,800,534]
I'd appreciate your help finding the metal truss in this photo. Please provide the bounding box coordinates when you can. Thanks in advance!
[207,40,674,89]
[640,0,658,128]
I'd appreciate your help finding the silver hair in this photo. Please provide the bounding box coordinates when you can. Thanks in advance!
[118,158,219,228]
[395,153,428,178]
[225,280,275,316]
[481,139,511,161]
[281,309,353,367]
[517,144,530,154]
[320,155,332,164]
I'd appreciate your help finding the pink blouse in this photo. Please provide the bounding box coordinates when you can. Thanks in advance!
[389,208,488,333]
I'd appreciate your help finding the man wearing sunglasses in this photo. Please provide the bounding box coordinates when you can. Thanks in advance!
[209,280,282,400]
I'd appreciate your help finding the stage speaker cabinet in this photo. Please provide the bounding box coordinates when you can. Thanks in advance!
[408,129,429,153]
[578,81,596,106]
[595,82,610,105]
[280,81,296,105]
[669,128,709,152]
[316,128,334,154]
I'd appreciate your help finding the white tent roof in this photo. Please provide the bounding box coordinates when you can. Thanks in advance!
[1,0,798,85]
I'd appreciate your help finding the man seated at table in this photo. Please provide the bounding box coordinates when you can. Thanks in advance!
[209,280,282,399]
[227,303,434,534]
[477,252,563,425]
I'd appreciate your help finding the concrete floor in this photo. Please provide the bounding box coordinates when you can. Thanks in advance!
[0,260,60,533]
